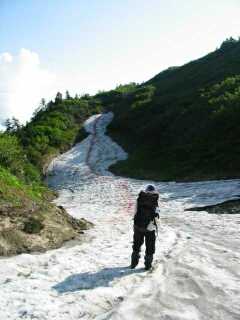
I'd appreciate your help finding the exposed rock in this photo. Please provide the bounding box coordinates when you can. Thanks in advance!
[0,204,12,216]
[185,199,240,214]
[42,151,60,176]
[0,204,93,256]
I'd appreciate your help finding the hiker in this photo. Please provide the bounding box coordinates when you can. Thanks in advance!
[131,184,159,270]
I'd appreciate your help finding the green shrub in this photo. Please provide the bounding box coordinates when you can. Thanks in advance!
[23,217,44,234]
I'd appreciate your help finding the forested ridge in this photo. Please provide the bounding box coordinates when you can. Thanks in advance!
[106,38,240,180]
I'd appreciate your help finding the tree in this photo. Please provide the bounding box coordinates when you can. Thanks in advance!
[65,90,71,99]
[55,92,63,103]
[4,119,12,132]
[32,98,47,119]
[220,37,238,50]
[41,98,46,107]
[4,117,22,133]
[81,93,90,99]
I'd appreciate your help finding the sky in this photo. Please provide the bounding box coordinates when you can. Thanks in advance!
[0,0,240,125]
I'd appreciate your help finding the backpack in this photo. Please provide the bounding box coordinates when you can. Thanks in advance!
[134,191,159,229]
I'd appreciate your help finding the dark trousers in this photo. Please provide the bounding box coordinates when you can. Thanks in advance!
[132,226,156,256]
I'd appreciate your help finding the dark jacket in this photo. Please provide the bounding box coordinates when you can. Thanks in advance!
[134,191,159,229]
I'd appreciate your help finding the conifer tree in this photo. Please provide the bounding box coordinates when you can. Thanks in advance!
[55,92,63,103]
[65,90,71,99]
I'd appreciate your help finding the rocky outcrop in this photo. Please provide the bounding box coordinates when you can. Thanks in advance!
[0,204,93,256]
[185,199,240,214]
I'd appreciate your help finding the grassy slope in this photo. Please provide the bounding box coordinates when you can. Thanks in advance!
[0,166,49,209]
[107,40,240,181]
[0,162,91,256]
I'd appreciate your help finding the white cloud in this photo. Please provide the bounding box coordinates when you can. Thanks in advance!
[0,52,13,63]
[0,49,56,126]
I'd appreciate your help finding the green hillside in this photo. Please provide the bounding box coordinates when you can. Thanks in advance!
[0,94,99,255]
[105,38,240,181]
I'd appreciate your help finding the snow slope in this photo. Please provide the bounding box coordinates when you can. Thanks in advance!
[0,112,240,320]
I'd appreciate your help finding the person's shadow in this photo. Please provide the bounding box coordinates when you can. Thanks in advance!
[53,266,144,293]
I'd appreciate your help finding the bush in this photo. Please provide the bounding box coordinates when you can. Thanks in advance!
[0,134,26,179]
[23,217,44,234]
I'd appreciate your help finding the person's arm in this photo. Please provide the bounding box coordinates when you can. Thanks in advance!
[134,192,142,222]
[154,194,160,218]
[155,207,160,219]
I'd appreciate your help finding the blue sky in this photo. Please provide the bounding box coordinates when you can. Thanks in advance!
[0,0,240,123]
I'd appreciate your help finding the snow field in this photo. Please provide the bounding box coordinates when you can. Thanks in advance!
[0,112,240,320]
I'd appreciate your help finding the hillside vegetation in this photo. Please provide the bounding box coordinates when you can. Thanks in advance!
[105,38,240,180]
[14,37,238,182]
[18,94,102,173]
[0,94,99,255]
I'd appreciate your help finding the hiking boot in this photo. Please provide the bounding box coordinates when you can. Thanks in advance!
[144,255,153,270]
[131,251,140,269]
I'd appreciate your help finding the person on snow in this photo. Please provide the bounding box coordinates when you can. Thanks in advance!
[131,184,160,270]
